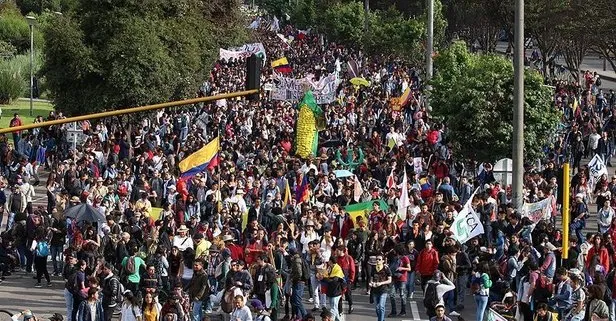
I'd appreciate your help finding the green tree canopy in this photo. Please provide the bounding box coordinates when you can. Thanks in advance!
[0,2,44,54]
[430,41,560,163]
[42,0,247,115]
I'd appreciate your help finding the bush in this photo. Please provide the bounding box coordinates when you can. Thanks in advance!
[0,3,44,54]
[0,54,29,104]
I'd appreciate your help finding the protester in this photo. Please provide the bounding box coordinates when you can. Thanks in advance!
[1,12,615,321]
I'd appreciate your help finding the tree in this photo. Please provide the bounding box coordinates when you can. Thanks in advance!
[0,2,44,54]
[430,41,560,163]
[525,0,567,78]
[590,0,616,73]
[42,0,247,115]
[320,1,366,46]
[444,0,507,52]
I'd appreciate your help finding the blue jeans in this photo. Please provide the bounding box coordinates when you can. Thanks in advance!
[64,288,74,321]
[374,292,388,321]
[405,271,416,296]
[292,282,307,318]
[327,295,341,321]
[17,244,27,269]
[475,295,489,321]
[456,273,469,308]
[192,300,202,321]
[443,289,455,312]
[51,245,63,274]
[6,212,15,231]
[389,281,407,314]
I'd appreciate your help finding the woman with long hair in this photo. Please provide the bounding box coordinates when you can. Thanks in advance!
[585,284,608,321]
[120,290,143,321]
[142,292,162,321]
[471,262,492,321]
[179,248,195,289]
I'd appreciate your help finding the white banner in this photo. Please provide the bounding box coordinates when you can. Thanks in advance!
[522,196,553,223]
[588,154,608,178]
[450,188,484,243]
[271,73,338,104]
[219,43,266,61]
[413,157,423,174]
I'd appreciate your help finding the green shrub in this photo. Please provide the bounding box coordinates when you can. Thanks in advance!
[0,54,28,104]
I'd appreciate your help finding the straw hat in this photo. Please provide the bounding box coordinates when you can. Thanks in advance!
[177,224,189,232]
[222,234,236,242]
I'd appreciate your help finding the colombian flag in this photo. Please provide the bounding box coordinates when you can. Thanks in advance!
[272,57,293,73]
[179,136,220,178]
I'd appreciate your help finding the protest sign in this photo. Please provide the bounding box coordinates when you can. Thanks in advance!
[522,196,553,223]
[271,73,338,104]
[219,43,266,61]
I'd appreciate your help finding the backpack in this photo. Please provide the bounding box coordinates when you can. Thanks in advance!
[301,257,311,282]
[36,240,50,257]
[597,78,602,87]
[125,256,136,274]
[423,282,439,310]
[498,256,509,278]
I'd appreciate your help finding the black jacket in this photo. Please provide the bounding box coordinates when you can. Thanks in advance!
[101,274,121,308]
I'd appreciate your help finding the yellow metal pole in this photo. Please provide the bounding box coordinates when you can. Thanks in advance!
[562,162,570,259]
[0,89,259,135]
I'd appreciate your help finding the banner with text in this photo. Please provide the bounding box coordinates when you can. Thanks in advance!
[522,196,554,223]
[219,43,266,61]
[272,73,338,104]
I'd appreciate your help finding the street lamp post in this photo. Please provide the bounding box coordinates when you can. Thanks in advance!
[425,0,434,113]
[25,15,36,117]
[512,0,525,209]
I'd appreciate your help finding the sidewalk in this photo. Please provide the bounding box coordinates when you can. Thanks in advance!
[495,41,616,83]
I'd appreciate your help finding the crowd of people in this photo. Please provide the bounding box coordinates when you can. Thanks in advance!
[0,12,615,321]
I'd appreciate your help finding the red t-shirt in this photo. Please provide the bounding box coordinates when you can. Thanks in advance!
[396,256,411,282]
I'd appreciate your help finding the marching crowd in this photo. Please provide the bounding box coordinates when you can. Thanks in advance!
[0,14,616,321]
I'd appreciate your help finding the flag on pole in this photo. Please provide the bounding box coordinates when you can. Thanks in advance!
[178,136,220,178]
[271,57,293,73]
[353,175,363,202]
[397,170,411,219]
[450,188,484,243]
[386,169,395,189]
[283,178,291,207]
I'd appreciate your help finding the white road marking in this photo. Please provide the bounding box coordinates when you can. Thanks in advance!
[410,301,421,320]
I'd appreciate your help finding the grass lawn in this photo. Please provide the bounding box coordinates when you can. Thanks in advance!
[0,99,54,129]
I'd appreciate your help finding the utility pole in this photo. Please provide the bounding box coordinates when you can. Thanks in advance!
[26,16,36,117]
[512,0,525,209]
[425,0,434,113]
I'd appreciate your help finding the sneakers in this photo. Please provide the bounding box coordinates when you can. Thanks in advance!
[408,292,414,299]
[308,298,314,303]
[204,310,212,314]
[47,282,52,287]
[348,307,354,314]
[312,307,320,312]
[399,312,407,316]
[450,311,461,317]
[34,283,42,288]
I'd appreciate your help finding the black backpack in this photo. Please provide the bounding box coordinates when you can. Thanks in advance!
[424,282,439,310]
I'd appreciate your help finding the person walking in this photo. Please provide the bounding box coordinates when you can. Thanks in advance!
[369,255,392,321]
[31,228,51,288]
[101,263,122,321]
[76,288,105,321]
[187,259,209,321]
[471,263,492,321]
[319,257,345,321]
[290,248,307,320]
[120,290,143,321]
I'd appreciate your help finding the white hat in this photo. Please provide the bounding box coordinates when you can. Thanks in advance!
[177,224,189,232]
[222,234,235,242]
[575,193,584,199]
[169,185,177,190]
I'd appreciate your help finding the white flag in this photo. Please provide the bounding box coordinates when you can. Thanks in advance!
[450,188,484,243]
[353,175,363,202]
[588,154,608,178]
[398,170,411,219]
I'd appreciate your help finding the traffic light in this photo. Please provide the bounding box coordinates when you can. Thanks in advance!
[246,54,262,101]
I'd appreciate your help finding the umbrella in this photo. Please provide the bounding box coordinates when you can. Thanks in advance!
[350,77,370,87]
[64,203,105,223]
[334,170,354,178]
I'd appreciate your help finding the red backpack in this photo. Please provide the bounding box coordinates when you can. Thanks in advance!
[427,130,439,145]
